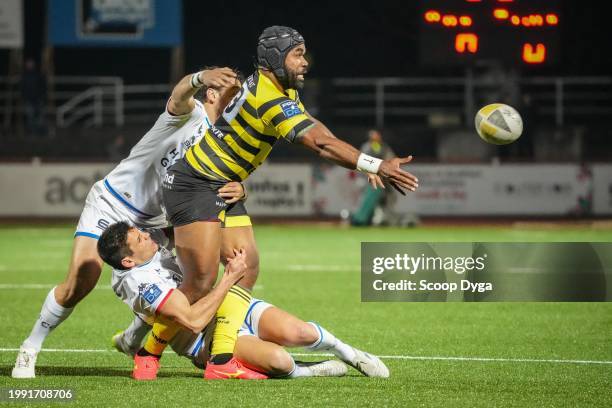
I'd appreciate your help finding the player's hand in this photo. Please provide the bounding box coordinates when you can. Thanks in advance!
[367,174,385,189]
[224,248,247,283]
[199,67,237,89]
[218,182,246,204]
[377,156,419,195]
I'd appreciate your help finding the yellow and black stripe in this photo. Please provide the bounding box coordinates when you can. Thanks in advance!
[228,285,252,304]
[185,70,314,181]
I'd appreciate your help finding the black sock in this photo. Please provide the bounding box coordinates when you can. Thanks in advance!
[210,353,233,364]
[136,347,161,359]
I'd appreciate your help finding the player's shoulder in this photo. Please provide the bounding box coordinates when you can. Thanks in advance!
[285,88,300,103]
[253,70,286,103]
[118,267,152,291]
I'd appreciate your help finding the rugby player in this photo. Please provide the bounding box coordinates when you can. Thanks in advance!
[98,222,390,380]
[156,25,418,379]
[12,67,244,379]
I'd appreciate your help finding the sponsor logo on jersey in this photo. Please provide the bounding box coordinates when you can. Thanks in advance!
[163,173,175,185]
[247,75,256,88]
[96,218,110,231]
[210,125,225,140]
[141,284,163,305]
[280,101,302,118]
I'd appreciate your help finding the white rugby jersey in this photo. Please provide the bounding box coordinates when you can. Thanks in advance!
[111,243,183,325]
[104,100,211,220]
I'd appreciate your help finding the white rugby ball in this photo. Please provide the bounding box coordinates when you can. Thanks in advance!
[474,103,523,145]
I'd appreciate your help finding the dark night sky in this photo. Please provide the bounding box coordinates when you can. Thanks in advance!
[7,1,612,82]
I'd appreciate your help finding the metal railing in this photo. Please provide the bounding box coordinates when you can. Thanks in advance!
[0,76,126,129]
[331,76,612,128]
[56,86,103,127]
[2,74,612,130]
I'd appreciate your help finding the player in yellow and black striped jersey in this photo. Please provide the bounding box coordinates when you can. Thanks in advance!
[184,69,315,182]
[161,25,420,380]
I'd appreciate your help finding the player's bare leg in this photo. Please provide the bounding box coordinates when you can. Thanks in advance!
[174,221,222,302]
[135,220,263,380]
[135,221,220,368]
[55,236,104,307]
[15,236,151,378]
[200,222,263,378]
[234,328,346,378]
[220,225,259,290]
[13,236,102,378]
[257,307,390,378]
[234,336,293,376]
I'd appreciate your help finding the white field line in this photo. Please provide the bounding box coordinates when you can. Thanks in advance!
[0,348,609,365]
[0,283,263,290]
[0,263,355,273]
[286,264,356,271]
[0,284,112,290]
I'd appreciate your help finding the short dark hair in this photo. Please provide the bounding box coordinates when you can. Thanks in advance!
[198,66,244,102]
[97,221,133,270]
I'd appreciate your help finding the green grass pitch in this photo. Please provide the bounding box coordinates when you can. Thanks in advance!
[1,224,611,407]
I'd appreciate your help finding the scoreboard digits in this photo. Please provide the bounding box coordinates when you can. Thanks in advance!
[419,0,560,66]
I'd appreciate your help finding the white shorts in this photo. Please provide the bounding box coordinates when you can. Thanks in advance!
[170,298,273,367]
[75,180,169,239]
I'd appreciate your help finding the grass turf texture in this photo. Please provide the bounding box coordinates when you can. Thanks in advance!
[0,224,611,407]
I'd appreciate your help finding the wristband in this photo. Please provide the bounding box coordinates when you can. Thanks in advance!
[356,153,382,174]
[190,71,204,88]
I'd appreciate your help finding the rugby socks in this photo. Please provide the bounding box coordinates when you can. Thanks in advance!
[142,317,179,356]
[305,322,356,362]
[23,287,74,352]
[122,316,151,353]
[286,359,313,378]
[210,285,252,363]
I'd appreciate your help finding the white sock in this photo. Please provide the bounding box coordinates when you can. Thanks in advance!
[22,287,73,352]
[286,359,313,378]
[306,322,356,362]
[121,316,151,352]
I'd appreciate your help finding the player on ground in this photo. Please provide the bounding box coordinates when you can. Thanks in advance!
[12,67,242,379]
[154,25,418,379]
[98,222,390,380]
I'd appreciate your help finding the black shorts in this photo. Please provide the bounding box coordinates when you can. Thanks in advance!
[162,159,251,227]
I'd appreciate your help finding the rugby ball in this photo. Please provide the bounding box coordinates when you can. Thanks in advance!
[474,103,523,145]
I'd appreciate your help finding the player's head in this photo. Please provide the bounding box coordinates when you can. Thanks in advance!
[200,66,243,109]
[257,25,308,90]
[368,129,382,143]
[97,221,159,270]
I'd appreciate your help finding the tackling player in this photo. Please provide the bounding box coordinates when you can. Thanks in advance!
[98,222,390,380]
[12,67,242,379]
[156,25,418,379]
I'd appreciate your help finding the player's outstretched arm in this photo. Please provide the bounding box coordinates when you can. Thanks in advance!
[167,67,238,116]
[156,249,247,333]
[298,123,419,193]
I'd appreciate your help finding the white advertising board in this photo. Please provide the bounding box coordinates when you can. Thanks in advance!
[313,164,591,216]
[0,163,313,217]
[0,0,23,48]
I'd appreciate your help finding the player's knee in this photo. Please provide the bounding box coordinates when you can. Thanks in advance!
[283,322,318,346]
[267,348,293,376]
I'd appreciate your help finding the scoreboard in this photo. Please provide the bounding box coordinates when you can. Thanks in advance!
[419,0,560,66]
